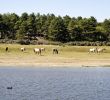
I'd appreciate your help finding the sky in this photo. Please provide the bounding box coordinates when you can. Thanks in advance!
[0,0,110,22]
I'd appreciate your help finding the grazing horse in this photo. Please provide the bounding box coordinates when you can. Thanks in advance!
[6,47,8,52]
[89,48,97,53]
[21,47,26,52]
[40,48,45,51]
[53,48,58,54]
[97,48,106,53]
[34,48,41,55]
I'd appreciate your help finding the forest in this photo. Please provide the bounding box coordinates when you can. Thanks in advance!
[0,13,110,45]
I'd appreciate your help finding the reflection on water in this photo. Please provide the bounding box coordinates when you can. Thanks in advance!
[0,67,110,100]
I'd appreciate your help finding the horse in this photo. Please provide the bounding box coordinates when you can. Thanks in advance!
[40,48,45,51]
[97,48,106,53]
[53,48,58,54]
[6,47,8,52]
[89,48,97,53]
[21,47,26,52]
[34,48,41,55]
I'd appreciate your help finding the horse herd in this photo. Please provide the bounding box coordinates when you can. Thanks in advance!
[5,46,106,55]
[89,47,106,53]
[5,47,59,55]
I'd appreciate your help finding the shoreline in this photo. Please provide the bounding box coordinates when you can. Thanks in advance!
[0,59,110,68]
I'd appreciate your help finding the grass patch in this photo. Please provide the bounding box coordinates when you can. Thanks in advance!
[0,44,110,60]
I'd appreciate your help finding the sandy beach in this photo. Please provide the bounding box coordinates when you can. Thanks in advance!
[0,56,110,67]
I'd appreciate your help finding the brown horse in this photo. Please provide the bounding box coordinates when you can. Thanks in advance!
[53,48,58,54]
[6,47,8,52]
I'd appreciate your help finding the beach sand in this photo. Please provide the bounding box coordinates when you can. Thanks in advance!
[0,56,110,67]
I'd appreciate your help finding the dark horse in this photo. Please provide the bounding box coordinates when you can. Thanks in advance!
[6,47,8,52]
[53,48,58,54]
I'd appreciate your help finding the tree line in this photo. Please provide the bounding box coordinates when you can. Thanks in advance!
[0,12,110,43]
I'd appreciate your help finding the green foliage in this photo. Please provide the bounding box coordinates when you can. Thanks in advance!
[18,39,30,45]
[102,19,110,41]
[68,19,82,41]
[49,17,70,42]
[0,13,109,43]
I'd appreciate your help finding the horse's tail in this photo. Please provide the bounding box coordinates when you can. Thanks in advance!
[33,49,35,53]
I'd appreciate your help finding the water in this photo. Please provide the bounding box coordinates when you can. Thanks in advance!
[0,67,110,100]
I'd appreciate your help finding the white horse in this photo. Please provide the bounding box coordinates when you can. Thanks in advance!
[34,48,41,55]
[40,48,45,51]
[97,48,106,53]
[89,48,97,53]
[21,47,26,52]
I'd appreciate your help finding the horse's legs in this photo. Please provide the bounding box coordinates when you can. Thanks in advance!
[39,49,41,55]
[55,50,56,54]
[40,51,41,55]
[56,50,58,54]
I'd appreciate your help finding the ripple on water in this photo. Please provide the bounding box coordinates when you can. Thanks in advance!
[0,67,110,100]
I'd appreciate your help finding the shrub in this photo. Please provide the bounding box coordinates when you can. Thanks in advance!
[18,40,30,45]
